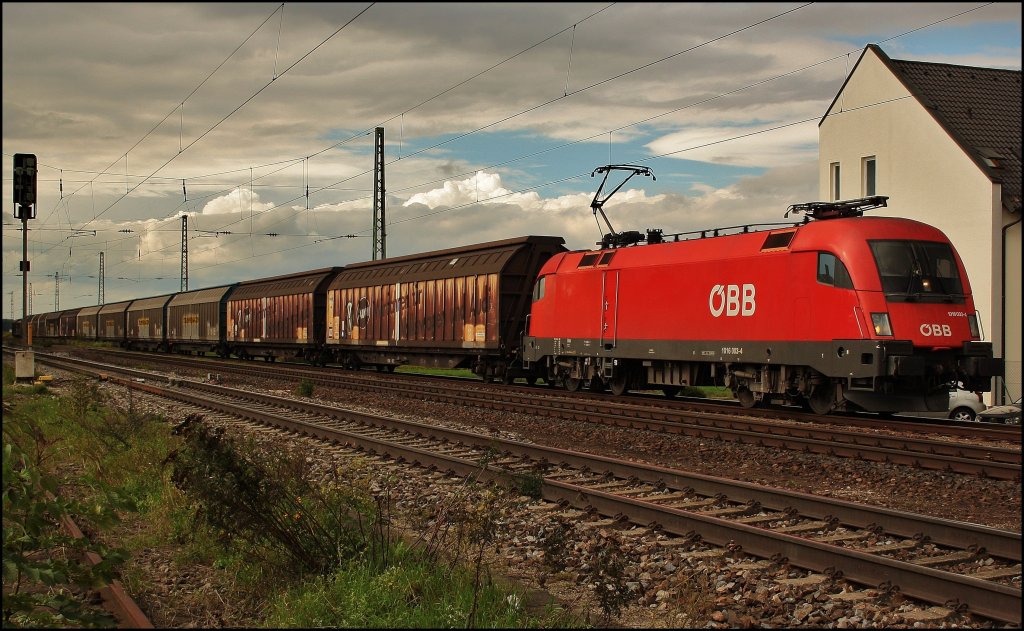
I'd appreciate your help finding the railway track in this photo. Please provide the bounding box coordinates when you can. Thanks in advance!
[31,351,1023,625]
[59,347,1022,480]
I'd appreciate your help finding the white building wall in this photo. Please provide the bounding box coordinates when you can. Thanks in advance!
[818,48,1019,402]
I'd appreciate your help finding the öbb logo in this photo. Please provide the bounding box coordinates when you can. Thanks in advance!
[920,323,952,337]
[709,284,756,317]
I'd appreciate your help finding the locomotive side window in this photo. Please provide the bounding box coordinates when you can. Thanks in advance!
[578,253,599,268]
[817,252,853,289]
[532,276,547,302]
[869,240,964,301]
[598,251,616,266]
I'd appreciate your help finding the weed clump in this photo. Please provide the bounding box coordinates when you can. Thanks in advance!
[165,414,380,575]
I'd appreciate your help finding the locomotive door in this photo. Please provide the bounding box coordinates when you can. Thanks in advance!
[600,270,619,349]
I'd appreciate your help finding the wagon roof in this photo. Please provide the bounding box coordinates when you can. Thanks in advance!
[127,294,174,311]
[77,305,103,316]
[329,235,565,288]
[229,267,341,300]
[167,284,237,307]
[98,300,132,315]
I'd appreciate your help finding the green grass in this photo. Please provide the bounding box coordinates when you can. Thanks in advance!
[263,543,577,628]
[687,385,734,399]
[395,365,477,379]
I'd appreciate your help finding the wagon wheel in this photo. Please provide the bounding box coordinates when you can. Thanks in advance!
[563,377,582,392]
[588,376,605,393]
[525,375,538,386]
[662,386,680,399]
[609,373,628,396]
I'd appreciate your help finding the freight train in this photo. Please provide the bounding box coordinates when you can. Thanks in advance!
[11,169,1001,415]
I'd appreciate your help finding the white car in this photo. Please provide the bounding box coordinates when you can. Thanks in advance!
[946,388,987,422]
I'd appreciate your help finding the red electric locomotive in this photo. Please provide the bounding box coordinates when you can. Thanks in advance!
[522,166,999,414]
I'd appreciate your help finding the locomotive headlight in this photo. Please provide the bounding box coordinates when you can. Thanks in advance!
[871,313,893,336]
[967,314,980,339]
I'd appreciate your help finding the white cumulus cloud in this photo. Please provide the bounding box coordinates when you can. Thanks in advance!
[200,187,276,216]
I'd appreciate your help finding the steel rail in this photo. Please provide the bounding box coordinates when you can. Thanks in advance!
[60,513,154,628]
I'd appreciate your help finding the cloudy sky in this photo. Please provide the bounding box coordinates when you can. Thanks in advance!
[3,2,1021,316]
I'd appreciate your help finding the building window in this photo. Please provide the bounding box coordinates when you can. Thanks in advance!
[862,156,876,196]
[830,162,841,201]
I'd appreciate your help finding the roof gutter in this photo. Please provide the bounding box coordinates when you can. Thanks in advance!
[1001,211,1022,403]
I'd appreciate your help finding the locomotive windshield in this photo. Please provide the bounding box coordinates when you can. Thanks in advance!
[869,240,964,302]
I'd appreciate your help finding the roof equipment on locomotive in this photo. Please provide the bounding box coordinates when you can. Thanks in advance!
[590,165,662,249]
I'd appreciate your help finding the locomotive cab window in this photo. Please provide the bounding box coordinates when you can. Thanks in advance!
[869,240,964,302]
[532,276,547,302]
[817,252,853,289]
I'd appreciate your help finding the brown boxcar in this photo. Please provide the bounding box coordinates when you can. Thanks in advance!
[58,308,81,338]
[96,300,132,344]
[40,311,62,339]
[166,284,237,355]
[27,314,44,342]
[126,294,173,351]
[324,235,566,379]
[77,305,102,341]
[225,268,340,362]
[28,312,55,340]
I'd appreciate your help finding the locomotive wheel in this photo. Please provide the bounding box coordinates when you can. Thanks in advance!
[662,386,679,399]
[609,374,628,396]
[736,387,757,408]
[806,383,834,415]
[564,377,582,392]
